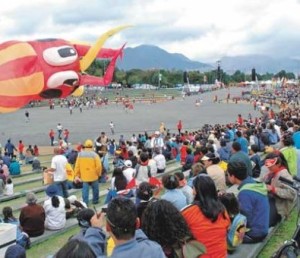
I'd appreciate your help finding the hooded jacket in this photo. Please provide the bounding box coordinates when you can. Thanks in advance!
[238,177,269,238]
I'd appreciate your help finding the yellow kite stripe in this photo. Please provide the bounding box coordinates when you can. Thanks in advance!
[0,42,36,66]
[0,72,44,96]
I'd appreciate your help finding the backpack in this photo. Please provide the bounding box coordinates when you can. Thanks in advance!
[227,213,247,251]
[174,238,206,258]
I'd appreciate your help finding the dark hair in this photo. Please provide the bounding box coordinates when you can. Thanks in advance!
[140,152,149,163]
[193,175,226,222]
[236,131,242,137]
[51,195,60,208]
[250,144,259,153]
[174,172,184,181]
[7,178,12,184]
[162,174,179,190]
[136,182,153,201]
[77,208,95,228]
[55,239,96,258]
[142,199,192,249]
[106,198,137,240]
[282,134,294,147]
[112,167,127,191]
[265,152,289,172]
[232,141,241,152]
[227,161,248,180]
[2,206,15,221]
[219,193,240,218]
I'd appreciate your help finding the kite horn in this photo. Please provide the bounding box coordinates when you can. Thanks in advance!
[79,25,131,72]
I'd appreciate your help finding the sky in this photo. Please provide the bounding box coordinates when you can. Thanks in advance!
[1,0,300,63]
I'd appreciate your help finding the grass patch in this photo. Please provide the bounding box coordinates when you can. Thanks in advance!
[26,227,80,258]
[258,209,298,258]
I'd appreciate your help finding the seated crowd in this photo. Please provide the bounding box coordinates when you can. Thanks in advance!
[2,96,300,257]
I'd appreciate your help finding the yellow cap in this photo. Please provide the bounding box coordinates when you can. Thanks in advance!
[84,139,93,148]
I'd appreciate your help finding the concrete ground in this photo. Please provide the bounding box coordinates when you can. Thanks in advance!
[0,87,260,149]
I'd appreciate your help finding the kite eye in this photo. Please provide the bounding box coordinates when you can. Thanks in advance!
[43,46,78,66]
[47,71,79,88]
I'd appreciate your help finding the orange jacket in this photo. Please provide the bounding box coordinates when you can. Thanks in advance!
[181,204,230,258]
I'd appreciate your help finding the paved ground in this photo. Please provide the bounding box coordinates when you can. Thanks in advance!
[0,87,260,148]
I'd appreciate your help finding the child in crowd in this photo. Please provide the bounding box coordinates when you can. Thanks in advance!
[2,206,31,248]
[33,145,39,156]
[5,178,14,196]
[219,192,247,252]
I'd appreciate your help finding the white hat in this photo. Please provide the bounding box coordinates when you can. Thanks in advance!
[68,195,77,203]
[155,131,160,135]
[124,160,132,167]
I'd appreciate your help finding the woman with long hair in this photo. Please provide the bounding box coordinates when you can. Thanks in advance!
[44,185,66,230]
[142,199,204,258]
[181,175,230,258]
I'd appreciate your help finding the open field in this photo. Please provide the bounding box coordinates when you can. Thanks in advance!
[0,87,259,147]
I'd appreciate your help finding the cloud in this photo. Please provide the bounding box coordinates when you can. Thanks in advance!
[1,0,300,62]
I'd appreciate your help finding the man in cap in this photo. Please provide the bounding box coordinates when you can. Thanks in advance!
[75,139,102,205]
[150,131,164,153]
[123,160,135,182]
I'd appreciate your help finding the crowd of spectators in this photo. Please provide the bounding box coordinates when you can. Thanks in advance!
[2,87,300,257]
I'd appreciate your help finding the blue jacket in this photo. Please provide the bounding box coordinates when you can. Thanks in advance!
[111,229,165,258]
[9,160,21,175]
[72,227,106,257]
[161,189,187,211]
[72,228,164,258]
[238,177,269,238]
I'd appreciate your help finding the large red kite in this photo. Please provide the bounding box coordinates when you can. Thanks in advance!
[0,25,129,113]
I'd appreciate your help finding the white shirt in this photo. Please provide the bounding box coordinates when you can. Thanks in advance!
[153,154,166,170]
[51,155,68,182]
[44,196,66,230]
[123,167,135,182]
[148,159,158,177]
[151,137,164,148]
[5,183,13,196]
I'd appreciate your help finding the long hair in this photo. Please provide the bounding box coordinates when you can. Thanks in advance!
[112,167,127,191]
[141,199,192,249]
[51,196,60,208]
[193,175,226,222]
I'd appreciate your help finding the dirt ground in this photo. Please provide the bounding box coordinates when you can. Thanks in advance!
[0,87,259,150]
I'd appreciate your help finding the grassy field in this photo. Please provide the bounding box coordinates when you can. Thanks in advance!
[258,209,298,257]
[26,227,81,258]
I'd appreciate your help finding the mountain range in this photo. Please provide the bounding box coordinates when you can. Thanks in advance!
[116,45,300,74]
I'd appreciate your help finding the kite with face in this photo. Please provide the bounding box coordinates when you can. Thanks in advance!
[0,25,129,113]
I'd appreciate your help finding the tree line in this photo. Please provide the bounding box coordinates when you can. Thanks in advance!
[87,60,296,88]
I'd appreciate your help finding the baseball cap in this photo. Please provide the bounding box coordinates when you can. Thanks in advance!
[84,139,93,148]
[201,152,216,161]
[46,184,60,197]
[124,160,132,167]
